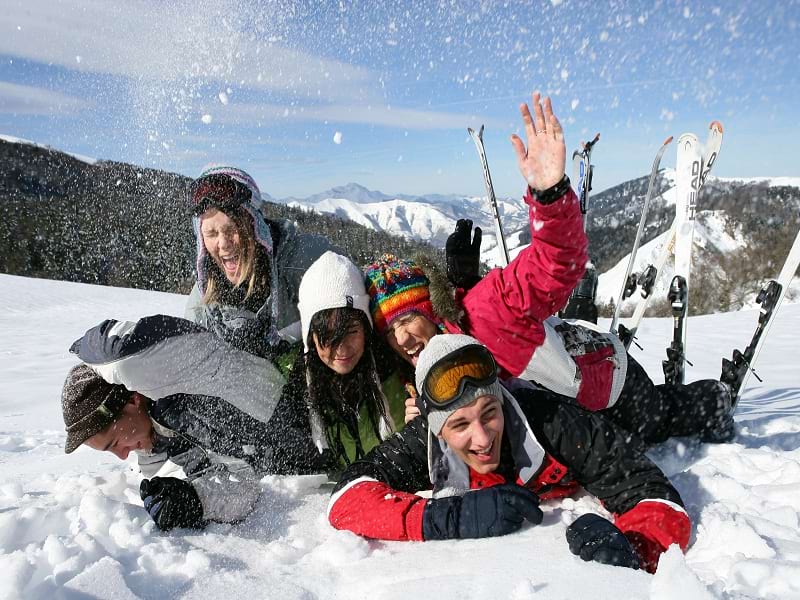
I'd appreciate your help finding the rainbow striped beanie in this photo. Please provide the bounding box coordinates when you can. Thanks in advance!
[363,254,441,335]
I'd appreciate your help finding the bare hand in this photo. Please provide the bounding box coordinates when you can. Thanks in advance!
[404,396,420,424]
[510,92,566,191]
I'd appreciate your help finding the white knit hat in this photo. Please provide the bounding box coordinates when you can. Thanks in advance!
[298,251,372,351]
[415,334,504,436]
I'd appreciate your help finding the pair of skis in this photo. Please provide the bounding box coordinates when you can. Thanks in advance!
[613,123,723,373]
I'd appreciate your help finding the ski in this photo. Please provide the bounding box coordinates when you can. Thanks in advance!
[662,132,702,384]
[619,121,723,350]
[618,219,677,348]
[468,125,510,266]
[662,122,723,383]
[720,226,800,406]
[561,134,600,322]
[573,133,600,229]
[609,136,673,336]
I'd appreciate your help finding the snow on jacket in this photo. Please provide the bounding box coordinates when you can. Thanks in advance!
[186,208,339,357]
[70,315,325,523]
[431,187,627,411]
[328,387,690,573]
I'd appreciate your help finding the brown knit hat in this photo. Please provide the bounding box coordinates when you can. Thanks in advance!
[61,364,130,453]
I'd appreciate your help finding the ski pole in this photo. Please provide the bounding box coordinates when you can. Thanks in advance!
[468,125,510,266]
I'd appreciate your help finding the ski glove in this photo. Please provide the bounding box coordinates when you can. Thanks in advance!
[140,477,207,531]
[446,218,483,290]
[565,514,640,570]
[423,483,543,540]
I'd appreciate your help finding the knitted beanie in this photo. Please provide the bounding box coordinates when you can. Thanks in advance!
[61,364,130,453]
[363,254,442,335]
[415,334,504,436]
[297,251,372,351]
[193,165,263,203]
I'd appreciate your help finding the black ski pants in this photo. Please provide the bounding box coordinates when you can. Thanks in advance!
[601,354,732,446]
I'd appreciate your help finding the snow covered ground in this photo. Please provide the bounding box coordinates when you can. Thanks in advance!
[1,273,799,599]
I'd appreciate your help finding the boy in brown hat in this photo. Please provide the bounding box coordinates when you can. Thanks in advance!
[61,314,326,530]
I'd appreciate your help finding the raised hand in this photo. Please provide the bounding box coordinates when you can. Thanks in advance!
[510,92,566,191]
[446,219,483,290]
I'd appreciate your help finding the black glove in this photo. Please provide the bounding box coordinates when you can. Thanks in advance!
[140,477,207,531]
[423,484,542,540]
[565,514,640,569]
[446,219,483,290]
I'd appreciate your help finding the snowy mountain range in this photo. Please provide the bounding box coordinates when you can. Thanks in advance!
[3,133,799,316]
[280,182,531,265]
[278,172,800,315]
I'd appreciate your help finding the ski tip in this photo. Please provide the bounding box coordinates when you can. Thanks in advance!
[663,135,674,145]
[709,120,723,133]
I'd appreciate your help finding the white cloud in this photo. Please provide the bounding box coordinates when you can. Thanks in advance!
[0,0,374,103]
[0,81,89,115]
[200,101,505,130]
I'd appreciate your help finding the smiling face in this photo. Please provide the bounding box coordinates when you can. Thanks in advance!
[200,208,252,285]
[439,395,504,475]
[85,393,154,460]
[313,319,367,375]
[384,312,439,367]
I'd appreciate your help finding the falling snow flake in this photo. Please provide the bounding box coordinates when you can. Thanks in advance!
[333,131,343,144]
[201,114,213,124]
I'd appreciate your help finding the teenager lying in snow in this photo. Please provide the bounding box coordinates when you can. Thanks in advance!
[328,334,690,573]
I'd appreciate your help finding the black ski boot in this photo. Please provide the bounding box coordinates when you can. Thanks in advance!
[698,381,736,443]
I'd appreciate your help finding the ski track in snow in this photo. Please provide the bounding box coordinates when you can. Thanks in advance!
[1,274,799,599]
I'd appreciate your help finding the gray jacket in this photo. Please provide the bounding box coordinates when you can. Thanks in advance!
[70,315,324,524]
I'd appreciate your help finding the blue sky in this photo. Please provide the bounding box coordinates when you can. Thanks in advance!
[1,0,798,199]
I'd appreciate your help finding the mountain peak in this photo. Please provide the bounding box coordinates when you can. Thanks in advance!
[298,182,391,204]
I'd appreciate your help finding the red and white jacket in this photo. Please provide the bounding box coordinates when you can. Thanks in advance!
[440,187,628,411]
[328,387,690,573]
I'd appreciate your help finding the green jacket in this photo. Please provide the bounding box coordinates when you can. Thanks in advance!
[323,371,408,469]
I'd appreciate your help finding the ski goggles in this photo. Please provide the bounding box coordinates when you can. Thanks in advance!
[187,174,252,216]
[421,344,499,410]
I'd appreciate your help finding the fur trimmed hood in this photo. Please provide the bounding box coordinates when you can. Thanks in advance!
[413,253,465,325]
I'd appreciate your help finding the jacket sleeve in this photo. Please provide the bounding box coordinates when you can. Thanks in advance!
[460,188,589,377]
[147,445,261,525]
[521,392,690,571]
[327,418,431,540]
[184,283,207,326]
[70,315,286,424]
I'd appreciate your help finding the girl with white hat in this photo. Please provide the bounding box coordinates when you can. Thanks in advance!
[295,251,406,469]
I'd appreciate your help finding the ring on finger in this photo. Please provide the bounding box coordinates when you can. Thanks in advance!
[536,129,547,134]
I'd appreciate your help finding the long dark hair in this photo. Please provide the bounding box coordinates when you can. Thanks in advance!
[305,307,389,465]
